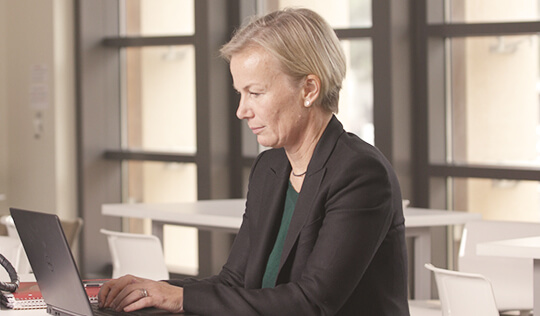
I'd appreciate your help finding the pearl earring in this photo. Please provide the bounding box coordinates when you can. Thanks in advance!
[305,100,310,107]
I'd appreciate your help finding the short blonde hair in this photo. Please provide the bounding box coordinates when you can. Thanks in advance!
[220,8,346,113]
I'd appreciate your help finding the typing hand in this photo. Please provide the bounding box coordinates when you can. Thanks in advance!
[98,274,184,313]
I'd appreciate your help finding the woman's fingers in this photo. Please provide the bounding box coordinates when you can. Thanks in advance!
[98,276,183,313]
[98,275,144,309]
[111,285,151,312]
[121,281,184,313]
[122,288,153,312]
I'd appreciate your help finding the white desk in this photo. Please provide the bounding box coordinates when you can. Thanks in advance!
[102,199,481,299]
[477,236,540,315]
[0,309,47,315]
[403,207,481,299]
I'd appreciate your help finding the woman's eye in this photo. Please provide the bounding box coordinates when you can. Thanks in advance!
[249,92,261,97]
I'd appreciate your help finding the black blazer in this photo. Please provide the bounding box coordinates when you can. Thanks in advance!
[169,116,410,315]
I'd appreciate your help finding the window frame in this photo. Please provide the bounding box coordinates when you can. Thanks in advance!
[76,0,237,278]
[412,0,540,209]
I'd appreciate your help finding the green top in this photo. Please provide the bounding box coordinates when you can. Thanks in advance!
[261,181,299,288]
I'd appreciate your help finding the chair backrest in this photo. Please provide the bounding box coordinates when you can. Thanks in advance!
[458,219,540,311]
[3,215,83,247]
[0,216,31,274]
[425,263,499,316]
[1,215,18,238]
[0,235,24,280]
[1,215,84,275]
[100,229,169,280]
[60,217,84,248]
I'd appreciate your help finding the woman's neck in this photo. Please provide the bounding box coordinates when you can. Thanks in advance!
[286,112,332,191]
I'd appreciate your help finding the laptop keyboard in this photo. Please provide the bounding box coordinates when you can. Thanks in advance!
[92,304,132,315]
[91,303,174,315]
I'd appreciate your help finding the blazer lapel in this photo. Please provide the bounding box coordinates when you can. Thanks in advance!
[278,115,345,271]
[247,116,345,286]
[247,151,290,287]
[279,168,325,268]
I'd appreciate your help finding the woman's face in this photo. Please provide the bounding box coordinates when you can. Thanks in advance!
[230,46,307,149]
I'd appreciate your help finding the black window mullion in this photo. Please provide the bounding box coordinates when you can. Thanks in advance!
[427,21,540,37]
[412,0,431,207]
[103,149,196,163]
[102,35,195,47]
[429,164,540,181]
[334,27,373,39]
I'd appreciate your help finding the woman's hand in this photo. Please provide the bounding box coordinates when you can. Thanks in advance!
[98,275,184,313]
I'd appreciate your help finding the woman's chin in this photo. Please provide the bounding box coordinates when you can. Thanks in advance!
[256,137,273,149]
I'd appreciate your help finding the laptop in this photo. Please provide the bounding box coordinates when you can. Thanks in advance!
[10,207,175,316]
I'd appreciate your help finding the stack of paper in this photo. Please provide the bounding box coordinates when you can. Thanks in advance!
[0,281,103,310]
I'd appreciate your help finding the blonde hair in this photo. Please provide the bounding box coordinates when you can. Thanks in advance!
[220,8,346,113]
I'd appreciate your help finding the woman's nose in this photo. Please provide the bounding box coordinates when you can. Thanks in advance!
[236,96,252,120]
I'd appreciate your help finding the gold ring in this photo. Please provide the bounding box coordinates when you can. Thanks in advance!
[141,288,148,298]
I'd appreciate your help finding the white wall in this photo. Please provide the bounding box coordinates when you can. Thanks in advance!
[1,0,76,220]
[0,0,8,214]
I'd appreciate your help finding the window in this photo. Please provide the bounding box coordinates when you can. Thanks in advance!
[117,0,199,276]
[77,0,234,277]
[415,0,540,231]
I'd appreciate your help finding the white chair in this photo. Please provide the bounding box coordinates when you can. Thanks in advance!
[0,215,31,274]
[1,215,83,275]
[0,235,25,281]
[425,263,499,316]
[458,220,540,315]
[2,215,83,247]
[100,229,169,280]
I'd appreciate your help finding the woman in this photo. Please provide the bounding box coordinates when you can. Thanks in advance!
[98,8,409,315]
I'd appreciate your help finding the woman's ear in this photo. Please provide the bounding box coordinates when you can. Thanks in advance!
[303,74,321,107]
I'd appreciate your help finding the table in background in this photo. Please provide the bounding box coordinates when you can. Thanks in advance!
[477,236,540,315]
[404,207,481,298]
[102,199,481,299]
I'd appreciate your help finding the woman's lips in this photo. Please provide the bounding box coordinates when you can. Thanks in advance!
[250,126,264,134]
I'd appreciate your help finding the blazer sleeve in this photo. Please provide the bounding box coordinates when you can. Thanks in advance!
[176,147,403,315]
[166,209,251,289]
[165,153,264,289]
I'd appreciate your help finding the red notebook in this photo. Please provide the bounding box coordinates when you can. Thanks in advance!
[0,279,107,310]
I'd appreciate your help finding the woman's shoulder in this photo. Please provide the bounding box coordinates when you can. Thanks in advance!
[336,132,388,163]
[325,131,398,188]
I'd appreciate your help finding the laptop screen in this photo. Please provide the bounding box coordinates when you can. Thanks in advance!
[10,208,94,316]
